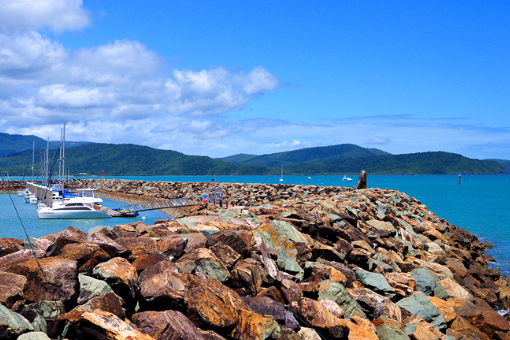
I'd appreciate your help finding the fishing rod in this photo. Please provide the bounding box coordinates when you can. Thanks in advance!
[0,172,44,274]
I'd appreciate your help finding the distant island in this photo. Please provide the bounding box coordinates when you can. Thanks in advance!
[0,132,507,176]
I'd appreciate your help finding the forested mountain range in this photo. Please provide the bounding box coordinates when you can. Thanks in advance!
[217,144,391,167]
[0,132,90,158]
[0,132,507,176]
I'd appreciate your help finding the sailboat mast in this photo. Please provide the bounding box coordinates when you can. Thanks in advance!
[31,141,35,181]
[62,123,65,188]
[45,138,49,186]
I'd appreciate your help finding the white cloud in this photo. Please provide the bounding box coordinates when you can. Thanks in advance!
[0,0,90,33]
[244,67,279,95]
[367,137,391,145]
[0,32,66,79]
[37,84,115,108]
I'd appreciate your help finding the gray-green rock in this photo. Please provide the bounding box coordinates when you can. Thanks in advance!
[78,274,117,305]
[355,269,395,296]
[0,304,34,338]
[252,224,304,279]
[17,332,52,340]
[396,292,446,331]
[270,220,309,244]
[409,267,441,296]
[317,280,367,319]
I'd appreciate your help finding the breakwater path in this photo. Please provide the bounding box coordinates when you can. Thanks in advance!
[1,178,509,339]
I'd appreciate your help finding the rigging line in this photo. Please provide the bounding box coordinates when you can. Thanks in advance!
[1,174,45,275]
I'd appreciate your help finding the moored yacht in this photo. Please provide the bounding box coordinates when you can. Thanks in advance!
[37,200,111,219]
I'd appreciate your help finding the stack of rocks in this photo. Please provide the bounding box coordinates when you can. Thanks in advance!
[0,181,509,340]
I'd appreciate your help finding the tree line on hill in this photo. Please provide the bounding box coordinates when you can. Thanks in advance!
[0,134,507,176]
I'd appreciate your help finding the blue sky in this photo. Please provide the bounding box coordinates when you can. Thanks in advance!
[1,0,510,159]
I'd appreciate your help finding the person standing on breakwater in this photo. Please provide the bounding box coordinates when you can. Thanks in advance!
[356,170,367,189]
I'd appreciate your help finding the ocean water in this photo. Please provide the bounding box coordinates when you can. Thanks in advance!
[2,174,509,274]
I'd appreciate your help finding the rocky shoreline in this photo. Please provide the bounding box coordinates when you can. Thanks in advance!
[1,179,510,339]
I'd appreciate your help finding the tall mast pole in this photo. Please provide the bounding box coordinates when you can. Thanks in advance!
[32,141,35,181]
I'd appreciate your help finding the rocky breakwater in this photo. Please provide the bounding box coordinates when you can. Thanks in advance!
[1,182,510,340]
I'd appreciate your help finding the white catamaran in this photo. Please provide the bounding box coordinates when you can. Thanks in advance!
[35,124,111,219]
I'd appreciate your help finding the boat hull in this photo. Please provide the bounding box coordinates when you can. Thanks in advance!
[37,208,111,219]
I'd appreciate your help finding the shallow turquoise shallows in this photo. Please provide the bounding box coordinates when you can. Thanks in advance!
[2,174,509,275]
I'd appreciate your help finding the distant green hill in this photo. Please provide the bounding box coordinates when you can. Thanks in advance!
[492,159,510,173]
[0,131,507,176]
[285,152,507,175]
[219,144,392,167]
[0,143,272,177]
[0,132,90,157]
[217,153,259,164]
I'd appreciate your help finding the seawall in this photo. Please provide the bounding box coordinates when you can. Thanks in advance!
[1,178,509,339]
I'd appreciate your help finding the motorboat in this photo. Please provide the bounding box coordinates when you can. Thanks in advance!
[37,188,110,219]
[37,200,111,219]
[342,175,353,182]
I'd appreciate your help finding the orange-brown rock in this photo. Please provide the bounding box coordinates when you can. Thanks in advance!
[132,310,206,340]
[158,236,188,257]
[6,257,78,303]
[428,296,457,323]
[0,272,27,308]
[57,242,110,274]
[372,317,409,340]
[289,297,349,340]
[131,253,167,272]
[138,260,186,310]
[74,309,155,340]
[92,257,138,302]
[230,308,281,340]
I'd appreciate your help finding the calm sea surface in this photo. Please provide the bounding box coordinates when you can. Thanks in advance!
[2,174,509,274]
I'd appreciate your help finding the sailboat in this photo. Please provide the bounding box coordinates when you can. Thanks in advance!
[279,166,284,182]
[36,124,111,219]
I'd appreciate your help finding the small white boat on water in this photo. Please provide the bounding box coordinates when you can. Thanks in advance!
[342,175,353,182]
[37,201,111,219]
[279,166,284,182]
[37,188,110,219]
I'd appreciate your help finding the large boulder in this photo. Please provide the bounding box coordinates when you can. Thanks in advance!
[138,260,187,310]
[175,247,230,282]
[434,278,474,301]
[355,270,396,297]
[230,309,281,340]
[6,257,78,303]
[252,224,304,279]
[372,317,411,340]
[410,267,441,296]
[56,242,110,274]
[289,297,350,340]
[243,296,300,331]
[77,274,118,305]
[85,232,130,257]
[207,230,254,257]
[0,272,27,308]
[132,310,205,340]
[73,309,155,340]
[317,280,367,319]
[396,292,446,331]
[0,304,34,338]
[350,288,402,322]
[184,272,251,330]
[92,257,138,304]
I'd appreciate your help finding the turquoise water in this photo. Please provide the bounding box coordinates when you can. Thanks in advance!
[2,174,510,274]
